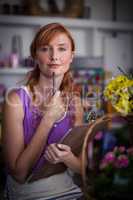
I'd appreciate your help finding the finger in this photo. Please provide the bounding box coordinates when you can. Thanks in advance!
[47,145,59,160]
[55,90,61,96]
[48,144,70,162]
[57,144,71,152]
[44,150,52,162]
[45,145,58,159]
[53,91,61,102]
[47,90,61,107]
[48,144,62,157]
[44,153,58,164]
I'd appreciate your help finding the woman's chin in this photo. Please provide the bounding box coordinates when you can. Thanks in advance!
[40,70,60,78]
[49,69,66,76]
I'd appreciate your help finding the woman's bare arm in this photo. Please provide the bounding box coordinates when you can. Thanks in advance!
[2,90,63,183]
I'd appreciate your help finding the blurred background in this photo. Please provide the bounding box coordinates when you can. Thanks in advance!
[0,0,133,197]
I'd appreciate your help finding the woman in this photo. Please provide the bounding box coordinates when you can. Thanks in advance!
[2,23,84,199]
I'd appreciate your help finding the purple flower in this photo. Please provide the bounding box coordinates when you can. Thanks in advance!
[95,131,103,140]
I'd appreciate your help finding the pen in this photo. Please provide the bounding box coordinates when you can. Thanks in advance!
[52,72,55,95]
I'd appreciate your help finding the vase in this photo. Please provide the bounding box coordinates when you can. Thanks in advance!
[113,174,129,186]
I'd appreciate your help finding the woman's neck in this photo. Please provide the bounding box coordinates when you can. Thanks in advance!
[36,73,63,96]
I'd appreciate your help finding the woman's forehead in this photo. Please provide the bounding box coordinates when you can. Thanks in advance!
[38,32,71,47]
[49,33,71,44]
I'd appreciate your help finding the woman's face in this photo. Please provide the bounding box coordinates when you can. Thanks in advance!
[36,33,74,77]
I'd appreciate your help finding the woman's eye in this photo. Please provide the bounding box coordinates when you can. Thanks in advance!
[39,47,49,52]
[59,47,67,51]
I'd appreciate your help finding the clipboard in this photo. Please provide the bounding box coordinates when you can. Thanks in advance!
[28,124,89,182]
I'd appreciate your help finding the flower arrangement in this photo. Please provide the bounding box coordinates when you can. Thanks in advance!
[84,118,133,200]
[100,146,133,184]
[104,67,133,115]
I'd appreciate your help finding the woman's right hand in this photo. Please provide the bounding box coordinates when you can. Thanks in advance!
[44,91,66,123]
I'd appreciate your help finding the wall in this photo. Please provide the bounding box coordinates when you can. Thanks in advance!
[88,0,113,20]
[0,0,133,75]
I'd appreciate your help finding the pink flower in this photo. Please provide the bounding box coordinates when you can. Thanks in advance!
[119,146,126,153]
[100,160,108,169]
[115,155,129,168]
[95,131,103,140]
[100,152,115,169]
[104,152,115,162]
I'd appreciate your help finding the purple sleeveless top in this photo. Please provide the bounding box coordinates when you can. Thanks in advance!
[15,87,74,173]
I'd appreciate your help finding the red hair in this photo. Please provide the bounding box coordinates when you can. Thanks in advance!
[26,23,76,96]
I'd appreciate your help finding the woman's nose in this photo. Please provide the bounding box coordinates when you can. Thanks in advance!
[50,49,58,61]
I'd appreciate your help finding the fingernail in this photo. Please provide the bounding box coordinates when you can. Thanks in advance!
[58,144,62,148]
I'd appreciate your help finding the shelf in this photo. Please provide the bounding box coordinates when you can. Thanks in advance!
[0,15,133,32]
[0,67,32,75]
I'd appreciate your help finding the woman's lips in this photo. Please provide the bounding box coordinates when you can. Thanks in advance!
[49,64,60,68]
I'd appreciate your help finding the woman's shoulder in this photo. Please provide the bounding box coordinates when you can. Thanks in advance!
[5,88,20,103]
[4,86,26,106]
[3,89,24,120]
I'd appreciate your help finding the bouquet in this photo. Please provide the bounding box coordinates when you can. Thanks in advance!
[104,67,133,115]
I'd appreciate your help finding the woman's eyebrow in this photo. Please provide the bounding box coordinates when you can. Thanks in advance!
[39,44,49,47]
[58,43,68,46]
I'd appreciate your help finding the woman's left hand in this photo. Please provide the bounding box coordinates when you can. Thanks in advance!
[44,143,72,164]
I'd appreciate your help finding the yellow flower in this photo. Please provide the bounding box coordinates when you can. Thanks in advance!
[104,74,133,115]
